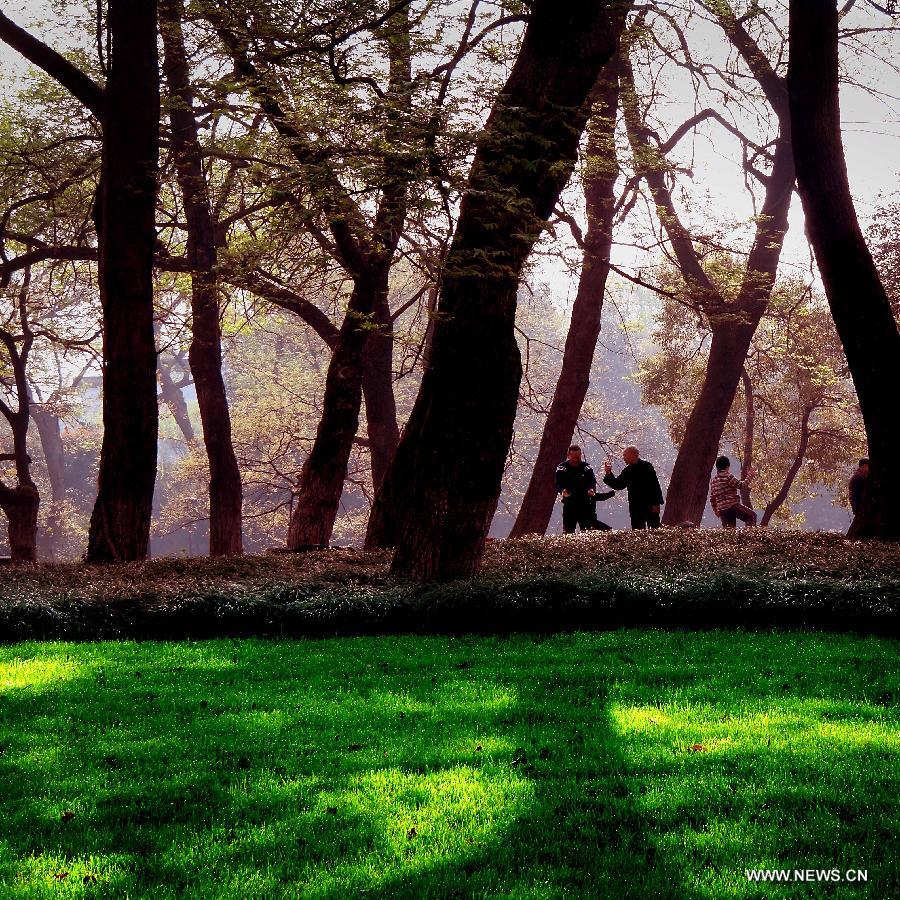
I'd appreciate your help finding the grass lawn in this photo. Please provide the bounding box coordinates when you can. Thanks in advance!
[0,632,898,898]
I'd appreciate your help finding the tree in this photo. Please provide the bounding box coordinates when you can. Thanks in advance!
[509,58,621,538]
[618,10,795,526]
[159,0,242,555]
[368,0,628,580]
[0,270,39,561]
[85,0,160,561]
[1,3,161,562]
[788,0,900,539]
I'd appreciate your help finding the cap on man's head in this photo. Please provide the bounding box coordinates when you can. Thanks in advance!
[715,455,730,471]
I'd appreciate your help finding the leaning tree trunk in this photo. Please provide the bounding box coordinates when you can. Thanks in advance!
[287,269,390,547]
[160,0,242,555]
[760,403,812,526]
[86,0,160,562]
[372,0,626,580]
[788,0,900,539]
[661,134,794,525]
[510,64,619,538]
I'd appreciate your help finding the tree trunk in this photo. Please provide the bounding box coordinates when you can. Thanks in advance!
[361,289,399,492]
[0,484,38,563]
[739,366,754,507]
[660,133,795,525]
[160,0,242,556]
[287,269,389,547]
[374,0,625,580]
[661,322,757,526]
[788,0,900,539]
[86,0,160,562]
[760,403,812,526]
[157,356,195,443]
[510,65,619,538]
[31,405,66,559]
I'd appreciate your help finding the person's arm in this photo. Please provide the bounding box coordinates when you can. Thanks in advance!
[596,490,615,501]
[585,465,597,495]
[555,467,565,495]
[651,466,664,506]
[603,468,628,490]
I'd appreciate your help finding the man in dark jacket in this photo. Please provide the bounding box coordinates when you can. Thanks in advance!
[847,457,868,537]
[555,445,614,533]
[603,446,664,529]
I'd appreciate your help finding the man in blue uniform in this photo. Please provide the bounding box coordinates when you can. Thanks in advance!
[555,445,614,533]
[603,446,664,529]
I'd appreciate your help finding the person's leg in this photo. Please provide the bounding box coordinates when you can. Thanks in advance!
[630,512,648,529]
[562,501,578,534]
[733,504,757,527]
[720,506,738,528]
[647,508,661,529]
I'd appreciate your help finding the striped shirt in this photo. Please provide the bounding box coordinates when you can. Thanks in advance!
[709,471,744,515]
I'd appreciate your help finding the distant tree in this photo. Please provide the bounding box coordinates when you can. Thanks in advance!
[788,0,900,539]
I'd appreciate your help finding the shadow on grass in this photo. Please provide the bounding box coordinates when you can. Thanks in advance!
[0,633,897,897]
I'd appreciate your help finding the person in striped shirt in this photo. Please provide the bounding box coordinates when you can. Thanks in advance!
[709,456,757,528]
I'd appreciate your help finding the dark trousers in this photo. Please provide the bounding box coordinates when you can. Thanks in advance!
[630,508,661,530]
[720,503,757,528]
[563,499,603,534]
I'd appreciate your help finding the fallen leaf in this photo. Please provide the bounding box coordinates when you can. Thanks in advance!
[407,827,417,839]
[61,810,75,822]
[688,743,707,753]
[53,872,69,880]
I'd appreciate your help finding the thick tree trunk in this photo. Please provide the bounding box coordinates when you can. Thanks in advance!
[160,0,242,556]
[0,484,38,563]
[287,269,389,547]
[510,66,619,538]
[788,0,900,539]
[86,0,160,562]
[374,1,625,580]
[361,290,399,492]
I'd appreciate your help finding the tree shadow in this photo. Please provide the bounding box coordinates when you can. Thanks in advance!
[0,632,897,896]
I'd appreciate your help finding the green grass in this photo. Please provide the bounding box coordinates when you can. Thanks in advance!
[1,632,898,897]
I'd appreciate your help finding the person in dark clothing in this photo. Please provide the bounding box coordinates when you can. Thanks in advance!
[555,445,613,533]
[847,457,868,537]
[603,446,664,529]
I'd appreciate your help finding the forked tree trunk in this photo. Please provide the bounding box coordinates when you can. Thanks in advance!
[788,0,900,539]
[86,0,160,562]
[510,64,620,538]
[372,0,626,580]
[160,0,242,555]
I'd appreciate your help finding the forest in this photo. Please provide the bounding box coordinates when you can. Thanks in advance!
[1,0,899,580]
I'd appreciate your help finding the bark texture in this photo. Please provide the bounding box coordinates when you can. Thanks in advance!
[86,0,160,562]
[788,0,900,539]
[371,0,626,580]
